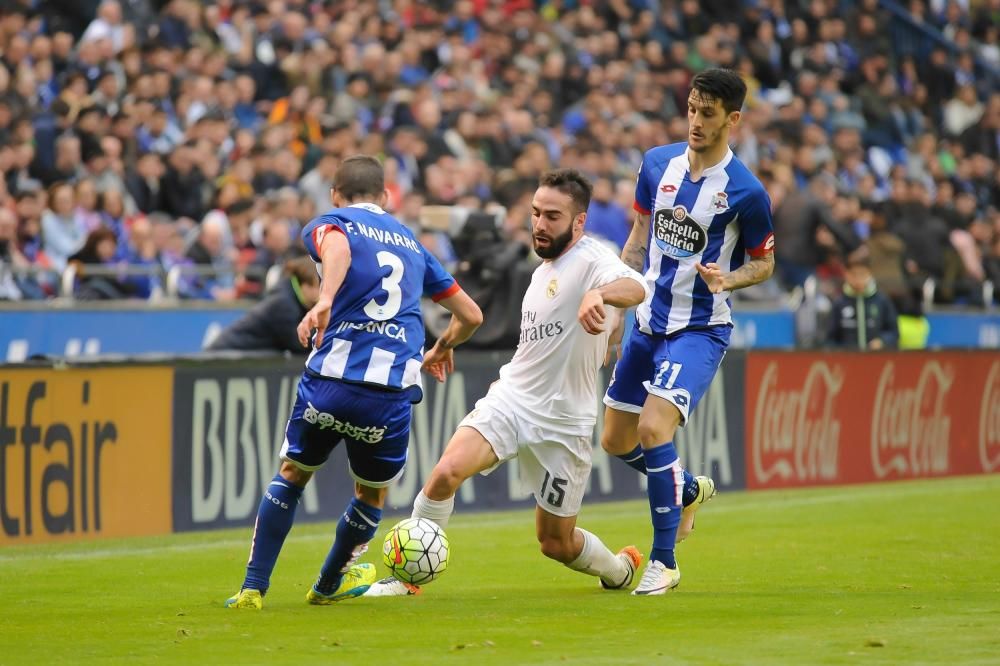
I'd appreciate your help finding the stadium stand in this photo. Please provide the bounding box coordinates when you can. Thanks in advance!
[0,0,997,319]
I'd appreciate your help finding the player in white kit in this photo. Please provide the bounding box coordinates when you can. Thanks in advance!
[367,168,649,596]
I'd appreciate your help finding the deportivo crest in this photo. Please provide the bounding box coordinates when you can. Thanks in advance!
[546,279,558,298]
[710,191,729,213]
[653,206,708,258]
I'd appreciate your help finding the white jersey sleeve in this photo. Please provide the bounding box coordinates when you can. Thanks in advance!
[585,240,649,295]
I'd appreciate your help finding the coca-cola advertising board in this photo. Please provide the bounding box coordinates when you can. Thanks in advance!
[746,352,1000,489]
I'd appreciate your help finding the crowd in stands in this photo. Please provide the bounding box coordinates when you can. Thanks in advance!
[0,0,998,310]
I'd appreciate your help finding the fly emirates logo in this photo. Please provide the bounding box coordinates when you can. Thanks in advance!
[518,310,565,345]
[870,361,952,479]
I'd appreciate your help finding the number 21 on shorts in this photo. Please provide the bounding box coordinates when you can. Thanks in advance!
[652,360,682,390]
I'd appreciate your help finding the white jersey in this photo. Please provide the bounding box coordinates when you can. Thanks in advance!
[491,236,647,435]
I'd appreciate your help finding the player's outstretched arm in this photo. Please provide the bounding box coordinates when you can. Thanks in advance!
[578,278,646,335]
[297,230,351,348]
[695,252,775,294]
[620,212,651,273]
[422,289,483,382]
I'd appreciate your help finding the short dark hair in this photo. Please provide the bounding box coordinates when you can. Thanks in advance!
[538,168,593,216]
[333,155,385,201]
[690,68,747,114]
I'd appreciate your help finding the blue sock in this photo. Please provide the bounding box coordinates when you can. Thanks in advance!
[644,443,681,569]
[617,444,700,508]
[243,474,304,593]
[615,444,647,473]
[315,498,382,594]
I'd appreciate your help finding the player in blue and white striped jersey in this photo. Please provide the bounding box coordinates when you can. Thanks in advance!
[600,69,776,595]
[226,156,482,610]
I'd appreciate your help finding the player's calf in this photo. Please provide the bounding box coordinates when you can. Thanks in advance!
[422,460,469,501]
[538,533,578,564]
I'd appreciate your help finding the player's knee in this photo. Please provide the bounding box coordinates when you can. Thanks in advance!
[355,483,387,508]
[538,535,575,564]
[425,459,468,497]
[600,430,628,455]
[278,461,312,486]
[637,415,679,447]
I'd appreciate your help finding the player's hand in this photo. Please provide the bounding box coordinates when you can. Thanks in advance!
[604,310,625,367]
[578,289,607,335]
[695,262,726,294]
[297,299,332,348]
[421,341,455,382]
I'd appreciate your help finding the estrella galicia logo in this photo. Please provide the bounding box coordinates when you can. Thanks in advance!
[653,206,708,258]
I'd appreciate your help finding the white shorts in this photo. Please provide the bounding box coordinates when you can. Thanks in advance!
[459,391,592,517]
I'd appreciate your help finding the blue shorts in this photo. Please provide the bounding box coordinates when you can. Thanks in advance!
[603,326,731,424]
[281,373,412,487]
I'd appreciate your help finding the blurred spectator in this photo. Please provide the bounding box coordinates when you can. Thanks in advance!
[585,177,630,251]
[773,174,860,288]
[67,227,131,300]
[80,1,133,55]
[74,178,102,230]
[125,152,165,214]
[241,216,296,298]
[828,252,899,350]
[864,203,908,302]
[0,206,29,300]
[299,152,336,214]
[944,83,984,137]
[184,216,234,300]
[162,143,208,221]
[268,85,322,159]
[960,92,1000,162]
[41,181,85,271]
[96,188,129,257]
[206,256,320,353]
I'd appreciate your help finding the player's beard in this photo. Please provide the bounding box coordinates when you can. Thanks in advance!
[533,224,574,259]
[689,125,722,152]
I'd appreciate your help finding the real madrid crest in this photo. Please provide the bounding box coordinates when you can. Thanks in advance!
[546,279,558,298]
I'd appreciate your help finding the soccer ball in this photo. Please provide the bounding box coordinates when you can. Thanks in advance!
[382,517,450,585]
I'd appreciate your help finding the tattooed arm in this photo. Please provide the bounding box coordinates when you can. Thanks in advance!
[621,212,650,272]
[695,252,775,294]
[603,211,651,365]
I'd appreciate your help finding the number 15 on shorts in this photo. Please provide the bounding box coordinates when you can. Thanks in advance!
[540,471,567,509]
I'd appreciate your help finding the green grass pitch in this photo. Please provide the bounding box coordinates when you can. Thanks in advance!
[3,475,998,665]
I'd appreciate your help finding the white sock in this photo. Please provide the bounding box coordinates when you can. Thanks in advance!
[565,528,627,585]
[412,490,455,530]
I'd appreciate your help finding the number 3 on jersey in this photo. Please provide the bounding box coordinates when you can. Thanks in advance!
[364,250,404,321]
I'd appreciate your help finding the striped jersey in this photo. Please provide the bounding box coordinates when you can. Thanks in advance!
[632,142,774,335]
[301,203,458,401]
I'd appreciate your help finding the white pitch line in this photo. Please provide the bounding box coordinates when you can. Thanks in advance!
[1,477,995,563]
